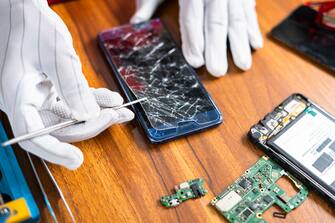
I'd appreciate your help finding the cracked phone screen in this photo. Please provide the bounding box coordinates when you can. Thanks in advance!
[101,19,216,130]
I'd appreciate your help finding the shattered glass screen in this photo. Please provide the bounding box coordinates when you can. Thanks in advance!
[101,19,216,130]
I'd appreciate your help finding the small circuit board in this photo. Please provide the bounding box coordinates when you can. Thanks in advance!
[211,156,308,223]
[160,178,207,207]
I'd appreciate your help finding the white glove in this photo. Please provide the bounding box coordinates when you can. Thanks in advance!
[0,0,134,169]
[131,0,263,76]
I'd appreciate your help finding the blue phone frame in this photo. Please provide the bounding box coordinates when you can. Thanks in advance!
[97,19,223,143]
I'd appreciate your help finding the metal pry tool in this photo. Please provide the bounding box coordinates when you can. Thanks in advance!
[27,153,59,223]
[41,160,76,223]
[2,97,148,147]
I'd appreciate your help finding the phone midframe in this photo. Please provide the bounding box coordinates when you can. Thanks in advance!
[249,94,335,204]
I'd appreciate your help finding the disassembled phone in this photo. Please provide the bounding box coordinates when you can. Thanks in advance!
[98,19,222,143]
[160,178,207,208]
[249,93,335,204]
[211,156,308,223]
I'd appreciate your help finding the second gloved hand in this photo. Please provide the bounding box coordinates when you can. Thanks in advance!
[0,0,134,169]
[131,0,263,76]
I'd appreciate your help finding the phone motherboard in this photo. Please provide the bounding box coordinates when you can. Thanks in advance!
[211,156,308,223]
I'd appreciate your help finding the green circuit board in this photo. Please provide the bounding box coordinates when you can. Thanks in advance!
[211,156,308,223]
[160,178,207,208]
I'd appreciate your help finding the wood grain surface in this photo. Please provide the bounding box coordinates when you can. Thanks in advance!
[9,0,335,222]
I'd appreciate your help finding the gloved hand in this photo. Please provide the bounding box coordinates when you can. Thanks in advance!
[0,0,134,169]
[131,0,263,76]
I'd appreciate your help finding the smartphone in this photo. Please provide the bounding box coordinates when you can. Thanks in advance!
[98,19,222,143]
[249,93,335,204]
[271,5,335,72]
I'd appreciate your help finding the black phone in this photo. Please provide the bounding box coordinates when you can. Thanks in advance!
[98,19,222,143]
[249,93,335,205]
[271,5,335,72]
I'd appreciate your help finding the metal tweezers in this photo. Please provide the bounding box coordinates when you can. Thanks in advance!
[2,98,147,147]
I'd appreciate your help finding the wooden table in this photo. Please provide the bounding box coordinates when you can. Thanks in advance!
[11,0,335,222]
